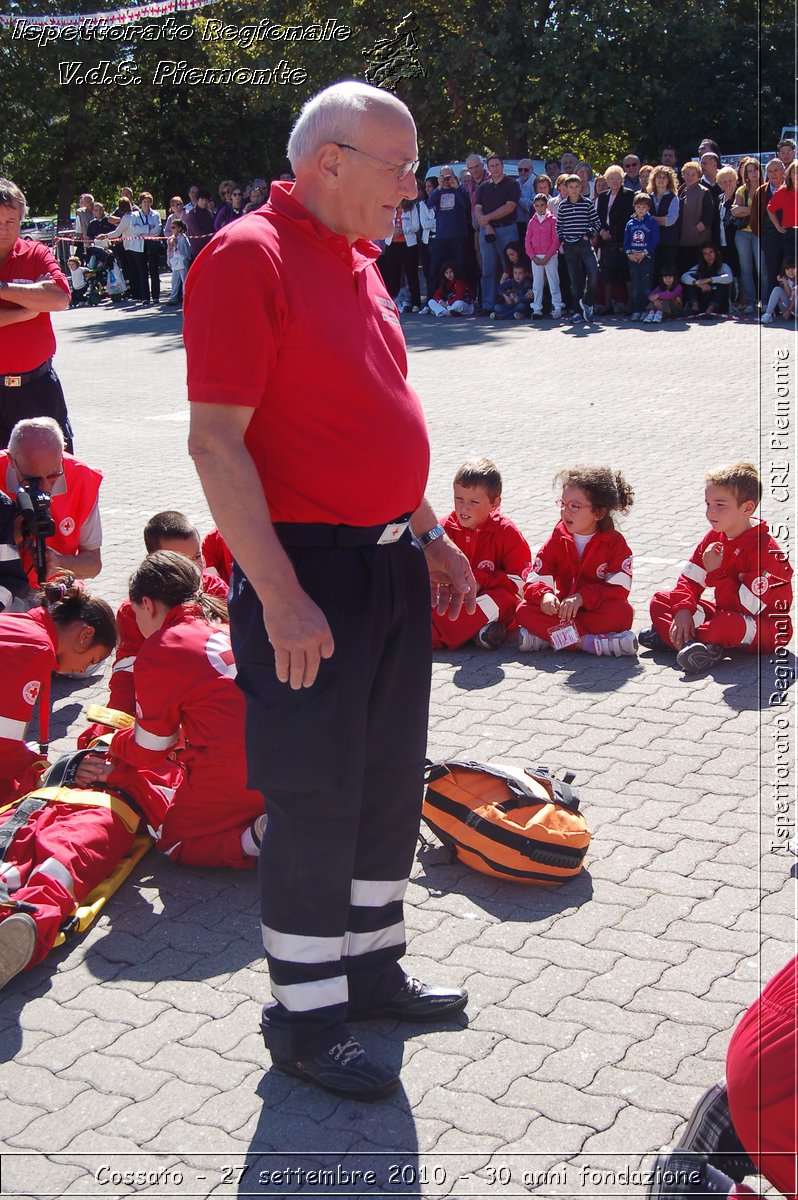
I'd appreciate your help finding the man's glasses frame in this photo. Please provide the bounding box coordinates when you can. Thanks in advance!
[335,143,420,181]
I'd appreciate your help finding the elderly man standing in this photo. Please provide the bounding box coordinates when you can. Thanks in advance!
[185,82,475,1101]
[0,180,71,452]
[0,417,102,590]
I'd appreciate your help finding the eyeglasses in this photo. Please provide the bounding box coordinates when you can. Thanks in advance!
[517,167,532,173]
[556,499,592,513]
[335,143,420,180]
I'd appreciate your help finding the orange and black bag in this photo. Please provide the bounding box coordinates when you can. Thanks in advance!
[422,759,591,886]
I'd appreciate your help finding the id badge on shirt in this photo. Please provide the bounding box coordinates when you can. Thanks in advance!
[549,622,580,650]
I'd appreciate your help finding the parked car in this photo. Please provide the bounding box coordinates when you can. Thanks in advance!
[425,158,547,183]
[19,217,56,246]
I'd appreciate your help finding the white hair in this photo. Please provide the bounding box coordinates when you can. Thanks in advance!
[8,417,65,457]
[287,81,411,169]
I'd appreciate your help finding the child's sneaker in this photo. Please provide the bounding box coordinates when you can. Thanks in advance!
[517,628,549,652]
[638,626,669,651]
[584,631,638,656]
[653,310,663,323]
[513,311,526,320]
[760,312,774,324]
[551,307,563,319]
[645,1150,739,1199]
[418,305,431,315]
[629,311,642,321]
[582,302,595,325]
[676,642,724,674]
[474,620,507,649]
[643,311,655,322]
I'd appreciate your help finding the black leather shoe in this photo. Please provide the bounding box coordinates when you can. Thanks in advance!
[272,1034,399,1100]
[362,976,468,1022]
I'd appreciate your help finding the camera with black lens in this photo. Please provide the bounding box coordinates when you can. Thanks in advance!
[16,478,56,585]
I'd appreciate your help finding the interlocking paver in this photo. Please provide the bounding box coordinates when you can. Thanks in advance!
[1,309,790,1198]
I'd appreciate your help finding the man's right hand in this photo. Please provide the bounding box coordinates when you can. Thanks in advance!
[263,588,335,690]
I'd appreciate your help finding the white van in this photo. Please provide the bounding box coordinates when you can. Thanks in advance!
[425,157,547,183]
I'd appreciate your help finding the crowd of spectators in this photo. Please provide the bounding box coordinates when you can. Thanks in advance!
[62,176,292,311]
[378,137,798,326]
[60,139,797,327]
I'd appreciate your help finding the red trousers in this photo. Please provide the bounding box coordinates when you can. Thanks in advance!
[108,761,262,870]
[727,954,797,1200]
[515,596,633,644]
[0,801,135,966]
[650,590,773,653]
[432,583,519,649]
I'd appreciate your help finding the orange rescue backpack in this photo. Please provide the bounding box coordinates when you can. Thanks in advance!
[422,759,591,886]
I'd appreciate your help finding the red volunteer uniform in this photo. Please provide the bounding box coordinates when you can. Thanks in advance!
[184,181,434,1061]
[184,183,430,524]
[106,570,230,717]
[106,605,264,869]
[432,510,531,648]
[649,520,793,652]
[0,608,137,967]
[0,240,68,373]
[0,239,72,452]
[0,451,102,585]
[517,523,634,642]
[202,527,233,586]
[726,954,798,1200]
[0,607,54,806]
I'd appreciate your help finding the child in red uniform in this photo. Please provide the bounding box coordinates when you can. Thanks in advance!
[515,465,637,656]
[431,458,531,650]
[0,577,120,987]
[76,552,265,870]
[79,511,229,737]
[641,462,793,673]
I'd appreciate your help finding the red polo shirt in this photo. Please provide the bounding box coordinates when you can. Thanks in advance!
[183,182,430,526]
[0,240,69,373]
[768,186,798,228]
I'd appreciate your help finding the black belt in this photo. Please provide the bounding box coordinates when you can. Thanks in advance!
[0,360,52,388]
[274,515,413,548]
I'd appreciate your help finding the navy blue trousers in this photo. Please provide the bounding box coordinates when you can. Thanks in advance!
[230,528,432,1058]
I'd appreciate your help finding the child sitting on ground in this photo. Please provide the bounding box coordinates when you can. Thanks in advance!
[490,263,534,320]
[431,458,531,650]
[75,552,265,869]
[515,466,637,656]
[644,268,684,322]
[761,259,796,324]
[640,462,793,673]
[78,511,229,742]
[424,262,474,316]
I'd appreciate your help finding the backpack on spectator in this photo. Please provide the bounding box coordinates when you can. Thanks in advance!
[422,758,591,886]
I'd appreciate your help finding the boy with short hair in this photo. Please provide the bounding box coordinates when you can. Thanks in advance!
[640,463,793,673]
[623,192,660,319]
[555,175,601,324]
[67,255,89,306]
[491,263,534,320]
[431,458,531,649]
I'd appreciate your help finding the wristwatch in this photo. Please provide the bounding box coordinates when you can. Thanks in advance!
[417,523,445,548]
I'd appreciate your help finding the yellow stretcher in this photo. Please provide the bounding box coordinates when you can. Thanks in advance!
[55,705,153,944]
[1,706,153,947]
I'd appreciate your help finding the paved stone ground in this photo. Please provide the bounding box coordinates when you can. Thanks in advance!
[1,298,795,1200]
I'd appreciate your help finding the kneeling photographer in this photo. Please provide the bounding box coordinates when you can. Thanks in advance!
[0,418,103,605]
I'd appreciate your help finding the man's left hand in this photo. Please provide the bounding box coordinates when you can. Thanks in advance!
[425,536,477,620]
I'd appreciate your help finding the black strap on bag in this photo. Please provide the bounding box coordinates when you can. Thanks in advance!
[424,758,581,814]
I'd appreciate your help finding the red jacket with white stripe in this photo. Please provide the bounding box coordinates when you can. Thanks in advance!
[442,510,531,596]
[523,522,633,609]
[109,606,253,794]
[108,570,229,716]
[670,520,793,624]
[0,607,55,805]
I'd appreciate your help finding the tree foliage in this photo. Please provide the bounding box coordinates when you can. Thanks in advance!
[1,0,791,219]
